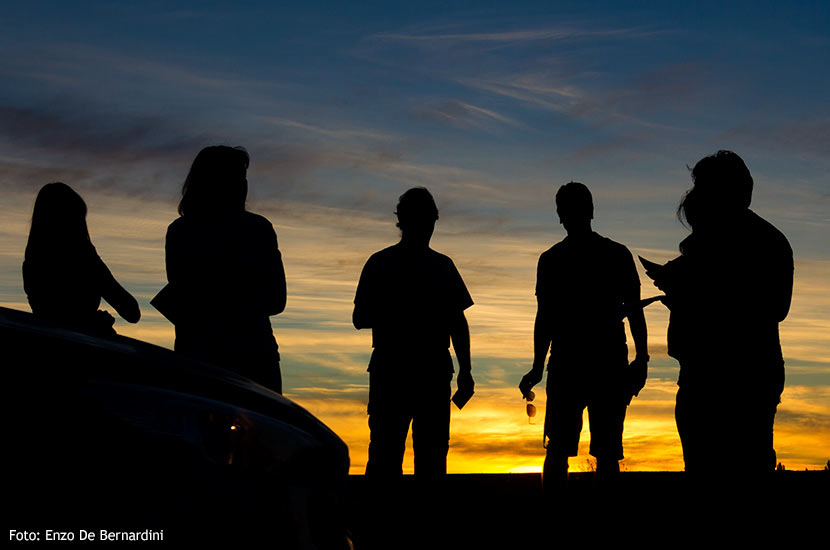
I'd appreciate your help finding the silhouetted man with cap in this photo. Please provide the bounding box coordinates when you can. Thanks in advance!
[354,187,474,481]
[520,182,649,493]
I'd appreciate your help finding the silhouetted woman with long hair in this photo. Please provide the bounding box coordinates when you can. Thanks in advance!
[648,151,793,480]
[23,182,140,334]
[163,146,286,393]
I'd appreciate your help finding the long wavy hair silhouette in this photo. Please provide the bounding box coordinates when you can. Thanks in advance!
[26,182,92,257]
[178,145,249,217]
[23,182,140,331]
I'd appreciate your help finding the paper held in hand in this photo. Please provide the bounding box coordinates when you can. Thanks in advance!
[452,385,474,410]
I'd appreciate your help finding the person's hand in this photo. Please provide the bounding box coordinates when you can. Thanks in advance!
[627,355,649,398]
[457,369,475,394]
[95,309,116,327]
[519,366,543,399]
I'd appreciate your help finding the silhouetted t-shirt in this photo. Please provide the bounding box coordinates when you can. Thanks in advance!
[354,243,473,355]
[165,211,283,360]
[536,232,639,366]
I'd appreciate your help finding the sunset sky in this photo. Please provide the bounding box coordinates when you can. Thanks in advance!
[1,1,828,473]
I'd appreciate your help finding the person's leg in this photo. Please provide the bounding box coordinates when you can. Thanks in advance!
[407,371,452,548]
[543,451,569,495]
[366,371,412,480]
[726,378,782,508]
[675,381,729,515]
[544,378,584,499]
[586,363,627,491]
[587,396,625,490]
[676,383,727,477]
[675,384,704,474]
[739,367,783,474]
[733,396,779,473]
[362,370,412,550]
[411,373,452,480]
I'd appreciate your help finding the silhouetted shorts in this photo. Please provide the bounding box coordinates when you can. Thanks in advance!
[544,368,628,461]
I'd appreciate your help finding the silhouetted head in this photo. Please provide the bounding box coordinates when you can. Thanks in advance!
[178,146,249,218]
[556,181,593,234]
[395,187,439,246]
[26,182,91,258]
[679,150,753,229]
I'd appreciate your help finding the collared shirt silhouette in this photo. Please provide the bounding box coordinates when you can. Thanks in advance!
[353,187,473,479]
[647,151,794,475]
[161,146,286,394]
[520,182,648,492]
[23,182,140,334]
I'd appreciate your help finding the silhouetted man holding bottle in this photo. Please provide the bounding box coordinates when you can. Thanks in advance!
[520,182,649,493]
[354,187,474,481]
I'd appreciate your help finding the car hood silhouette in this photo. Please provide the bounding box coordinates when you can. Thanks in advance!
[2,306,350,547]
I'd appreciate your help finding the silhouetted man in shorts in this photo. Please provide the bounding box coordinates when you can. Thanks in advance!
[520,182,649,493]
[354,187,474,481]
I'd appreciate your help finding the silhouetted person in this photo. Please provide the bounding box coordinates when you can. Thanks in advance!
[160,146,286,393]
[353,187,474,481]
[519,182,648,495]
[23,182,140,334]
[646,151,793,477]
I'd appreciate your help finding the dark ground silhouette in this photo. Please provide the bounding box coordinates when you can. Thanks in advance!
[345,471,827,548]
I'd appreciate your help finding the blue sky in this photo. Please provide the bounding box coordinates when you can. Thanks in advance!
[1,1,828,471]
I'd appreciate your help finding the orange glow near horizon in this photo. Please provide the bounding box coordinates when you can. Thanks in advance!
[290,380,829,474]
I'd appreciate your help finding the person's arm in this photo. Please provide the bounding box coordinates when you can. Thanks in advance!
[450,310,473,392]
[532,301,553,371]
[624,282,649,398]
[352,258,374,330]
[352,303,371,329]
[262,225,287,316]
[520,299,550,398]
[520,255,550,398]
[97,255,140,324]
[772,244,794,323]
[625,287,648,362]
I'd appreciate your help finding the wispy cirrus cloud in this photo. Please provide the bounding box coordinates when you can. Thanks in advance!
[355,20,709,140]
[0,41,286,100]
[256,116,399,141]
[367,24,667,47]
[454,75,580,114]
[419,99,524,130]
